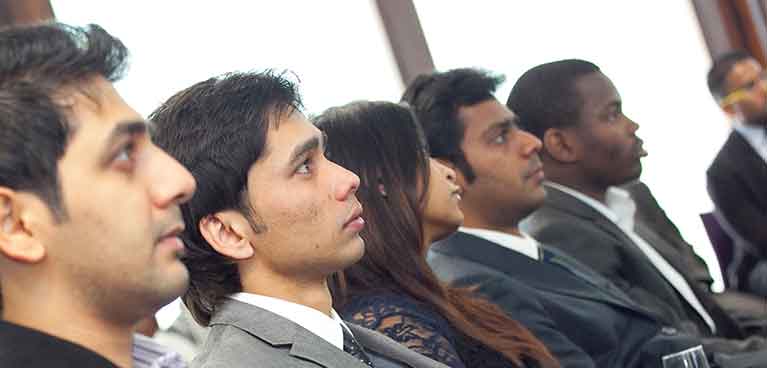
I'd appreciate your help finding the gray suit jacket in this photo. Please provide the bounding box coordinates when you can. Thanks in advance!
[522,184,744,340]
[191,298,449,368]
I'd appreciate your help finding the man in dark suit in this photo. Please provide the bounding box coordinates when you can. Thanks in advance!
[402,68,702,368]
[706,51,767,295]
[151,71,447,368]
[624,180,767,325]
[0,23,198,368]
[509,59,767,352]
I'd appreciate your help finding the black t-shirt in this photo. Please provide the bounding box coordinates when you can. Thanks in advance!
[0,319,118,367]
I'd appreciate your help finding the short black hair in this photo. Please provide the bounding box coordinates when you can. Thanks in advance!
[401,68,504,182]
[150,70,303,326]
[0,22,128,220]
[507,59,600,141]
[707,50,753,99]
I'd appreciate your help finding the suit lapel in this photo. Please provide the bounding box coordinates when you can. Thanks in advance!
[434,232,649,316]
[211,299,368,368]
[543,185,636,249]
[727,132,767,205]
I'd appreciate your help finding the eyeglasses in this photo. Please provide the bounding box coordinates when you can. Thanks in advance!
[720,71,767,107]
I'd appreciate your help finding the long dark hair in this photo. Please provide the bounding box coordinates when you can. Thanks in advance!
[314,101,559,368]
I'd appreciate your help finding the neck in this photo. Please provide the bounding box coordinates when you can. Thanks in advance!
[240,266,333,316]
[2,281,134,368]
[547,177,606,204]
[461,215,522,236]
[458,195,526,236]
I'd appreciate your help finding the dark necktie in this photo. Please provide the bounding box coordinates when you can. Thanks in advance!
[342,326,375,367]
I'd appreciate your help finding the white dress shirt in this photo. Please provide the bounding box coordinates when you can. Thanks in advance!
[546,182,717,333]
[733,122,767,164]
[229,292,352,350]
[459,227,540,260]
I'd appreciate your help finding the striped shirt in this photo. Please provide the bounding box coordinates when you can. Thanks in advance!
[133,333,187,368]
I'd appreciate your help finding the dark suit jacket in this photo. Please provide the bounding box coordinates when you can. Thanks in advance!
[522,185,744,340]
[0,320,118,367]
[623,180,713,287]
[192,298,449,368]
[428,232,699,368]
[624,180,767,325]
[707,131,767,288]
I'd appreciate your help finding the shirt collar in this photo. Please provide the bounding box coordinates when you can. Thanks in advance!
[228,292,348,350]
[459,226,540,260]
[547,182,637,230]
[733,122,767,148]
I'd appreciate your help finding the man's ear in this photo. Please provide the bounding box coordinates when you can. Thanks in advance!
[0,189,45,263]
[199,211,255,260]
[543,128,579,163]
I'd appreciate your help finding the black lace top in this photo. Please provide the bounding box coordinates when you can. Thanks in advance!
[341,292,532,368]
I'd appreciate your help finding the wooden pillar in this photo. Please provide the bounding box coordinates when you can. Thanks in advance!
[375,0,435,86]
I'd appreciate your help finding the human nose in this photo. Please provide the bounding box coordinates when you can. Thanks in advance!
[148,146,196,208]
[331,161,360,201]
[520,129,542,156]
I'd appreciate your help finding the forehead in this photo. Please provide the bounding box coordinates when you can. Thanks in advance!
[257,111,317,165]
[62,77,143,151]
[574,72,619,113]
[457,99,515,139]
[725,59,763,90]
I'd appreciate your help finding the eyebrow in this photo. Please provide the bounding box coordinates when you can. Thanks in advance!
[482,117,518,139]
[101,120,148,160]
[286,131,325,167]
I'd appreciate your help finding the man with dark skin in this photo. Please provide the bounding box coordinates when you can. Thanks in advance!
[513,59,767,354]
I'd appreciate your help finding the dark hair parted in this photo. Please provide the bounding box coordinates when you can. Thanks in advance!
[707,50,753,99]
[401,68,505,183]
[0,22,128,220]
[316,101,559,368]
[507,59,600,141]
[149,71,303,326]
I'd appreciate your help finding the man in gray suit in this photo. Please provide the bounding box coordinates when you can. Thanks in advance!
[150,71,447,368]
[510,59,767,352]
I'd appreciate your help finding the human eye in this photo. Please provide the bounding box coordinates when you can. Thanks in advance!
[112,141,137,171]
[492,128,509,144]
[295,158,313,175]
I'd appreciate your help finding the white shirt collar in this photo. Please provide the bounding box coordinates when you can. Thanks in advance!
[228,292,350,350]
[459,226,540,260]
[733,123,767,162]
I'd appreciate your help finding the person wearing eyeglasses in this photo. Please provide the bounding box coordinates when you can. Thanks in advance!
[706,51,767,297]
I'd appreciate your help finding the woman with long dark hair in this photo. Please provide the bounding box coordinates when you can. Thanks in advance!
[314,101,560,368]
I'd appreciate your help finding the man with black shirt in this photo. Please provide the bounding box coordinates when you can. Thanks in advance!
[0,23,196,367]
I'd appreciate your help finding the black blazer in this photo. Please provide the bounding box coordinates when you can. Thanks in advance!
[523,185,744,340]
[0,320,118,367]
[707,131,767,285]
[428,232,698,368]
[623,180,713,287]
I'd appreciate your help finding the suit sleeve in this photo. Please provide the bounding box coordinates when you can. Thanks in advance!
[471,277,596,368]
[707,166,767,254]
